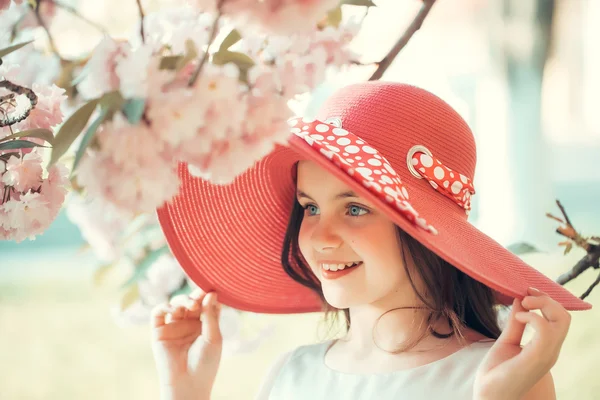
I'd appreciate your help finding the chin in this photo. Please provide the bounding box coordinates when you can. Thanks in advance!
[322,287,361,310]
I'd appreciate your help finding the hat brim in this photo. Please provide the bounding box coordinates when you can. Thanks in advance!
[157,135,592,313]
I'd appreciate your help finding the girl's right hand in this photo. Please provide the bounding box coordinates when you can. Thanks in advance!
[150,289,222,400]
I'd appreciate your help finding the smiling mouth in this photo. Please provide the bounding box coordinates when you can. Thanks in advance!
[321,261,363,272]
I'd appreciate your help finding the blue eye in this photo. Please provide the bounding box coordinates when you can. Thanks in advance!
[305,204,320,216]
[348,205,368,217]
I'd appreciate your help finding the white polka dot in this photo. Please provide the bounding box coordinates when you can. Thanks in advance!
[368,158,382,166]
[342,153,349,156]
[420,154,433,167]
[315,124,330,133]
[302,126,309,130]
[326,145,340,152]
[348,168,355,175]
[384,186,397,198]
[451,181,463,194]
[401,187,409,199]
[374,170,381,175]
[450,172,455,178]
[288,119,299,126]
[333,128,348,136]
[290,127,301,134]
[319,148,333,159]
[430,181,438,189]
[303,136,314,145]
[363,146,376,154]
[358,163,365,166]
[384,163,397,176]
[356,167,372,177]
[302,117,315,123]
[419,167,426,173]
[385,195,394,203]
[356,140,364,144]
[443,181,449,188]
[460,174,468,184]
[346,158,354,163]
[381,175,393,184]
[310,134,324,140]
[434,167,445,180]
[374,155,382,159]
[345,145,359,154]
[337,137,351,146]
[411,158,418,166]
[356,156,362,160]
[364,181,382,192]
[327,136,335,140]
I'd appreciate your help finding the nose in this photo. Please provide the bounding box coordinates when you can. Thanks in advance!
[310,219,342,252]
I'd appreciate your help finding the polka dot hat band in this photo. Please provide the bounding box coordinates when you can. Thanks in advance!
[157,81,592,314]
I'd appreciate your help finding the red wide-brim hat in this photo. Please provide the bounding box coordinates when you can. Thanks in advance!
[157,81,592,313]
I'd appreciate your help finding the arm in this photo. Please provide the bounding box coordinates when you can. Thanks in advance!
[521,372,556,400]
[254,350,295,400]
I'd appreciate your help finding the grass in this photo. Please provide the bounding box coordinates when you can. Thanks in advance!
[0,248,598,399]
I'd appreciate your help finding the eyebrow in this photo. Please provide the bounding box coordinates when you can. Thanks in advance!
[296,190,359,201]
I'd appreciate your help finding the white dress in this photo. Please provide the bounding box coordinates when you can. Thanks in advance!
[267,339,496,399]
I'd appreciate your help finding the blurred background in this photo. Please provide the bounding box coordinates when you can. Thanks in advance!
[1,0,599,398]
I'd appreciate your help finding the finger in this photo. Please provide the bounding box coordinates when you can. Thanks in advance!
[514,311,551,336]
[201,292,222,345]
[525,288,570,323]
[150,303,174,327]
[497,297,527,346]
[189,287,206,301]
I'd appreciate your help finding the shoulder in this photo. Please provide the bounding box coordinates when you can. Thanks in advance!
[254,341,331,400]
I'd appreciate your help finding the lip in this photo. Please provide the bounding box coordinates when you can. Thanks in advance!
[320,261,363,280]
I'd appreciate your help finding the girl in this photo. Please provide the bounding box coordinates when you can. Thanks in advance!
[151,82,590,399]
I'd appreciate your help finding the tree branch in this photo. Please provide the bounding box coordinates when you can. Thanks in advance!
[136,0,145,44]
[369,0,436,81]
[188,1,224,87]
[549,200,600,299]
[33,3,64,62]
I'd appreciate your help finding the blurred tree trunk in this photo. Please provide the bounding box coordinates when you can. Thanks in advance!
[482,0,559,250]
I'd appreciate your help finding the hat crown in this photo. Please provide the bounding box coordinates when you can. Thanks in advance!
[315,82,477,186]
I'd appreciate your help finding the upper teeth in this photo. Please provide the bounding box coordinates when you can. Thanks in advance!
[322,262,360,271]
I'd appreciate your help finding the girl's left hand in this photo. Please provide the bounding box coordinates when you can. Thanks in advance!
[474,287,572,400]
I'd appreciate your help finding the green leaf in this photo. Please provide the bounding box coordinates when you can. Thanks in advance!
[99,90,126,110]
[92,262,117,287]
[326,6,343,28]
[72,106,109,171]
[0,128,54,145]
[122,98,146,124]
[219,29,242,52]
[0,40,34,59]
[0,139,50,150]
[121,245,170,289]
[341,0,377,6]
[158,40,197,72]
[159,55,182,70]
[212,50,255,83]
[49,98,99,166]
[120,283,140,311]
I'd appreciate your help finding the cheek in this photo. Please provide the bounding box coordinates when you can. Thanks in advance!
[298,223,312,262]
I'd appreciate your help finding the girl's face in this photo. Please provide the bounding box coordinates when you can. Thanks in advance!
[296,160,419,310]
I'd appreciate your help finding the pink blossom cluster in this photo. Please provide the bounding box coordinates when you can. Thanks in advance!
[75,5,359,214]
[0,56,70,242]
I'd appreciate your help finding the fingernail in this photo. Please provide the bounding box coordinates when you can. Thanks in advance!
[529,287,541,294]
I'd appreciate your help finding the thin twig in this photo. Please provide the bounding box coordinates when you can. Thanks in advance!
[136,0,145,44]
[369,0,436,81]
[32,3,64,62]
[188,1,224,87]
[48,0,108,34]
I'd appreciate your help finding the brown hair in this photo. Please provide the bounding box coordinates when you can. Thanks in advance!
[281,198,505,353]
